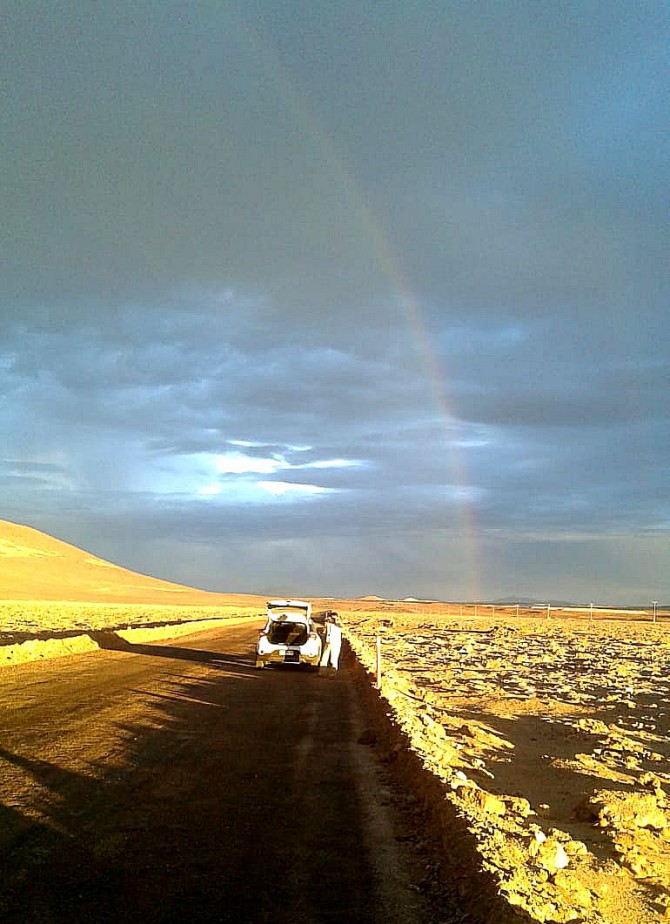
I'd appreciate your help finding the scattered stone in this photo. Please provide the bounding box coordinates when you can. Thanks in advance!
[626,851,653,878]
[344,610,670,924]
[553,869,593,908]
[633,804,668,831]
[640,771,663,789]
[563,839,588,858]
[534,839,570,874]
[459,786,507,816]
[504,796,533,817]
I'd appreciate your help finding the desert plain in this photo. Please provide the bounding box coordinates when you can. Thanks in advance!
[1,519,669,923]
[342,604,670,923]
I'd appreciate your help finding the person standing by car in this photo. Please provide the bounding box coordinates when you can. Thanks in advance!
[321,615,342,670]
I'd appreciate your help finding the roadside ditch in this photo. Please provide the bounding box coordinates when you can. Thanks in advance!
[347,640,532,924]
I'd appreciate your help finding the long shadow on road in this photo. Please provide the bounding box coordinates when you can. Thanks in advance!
[89,630,258,675]
[0,638,388,923]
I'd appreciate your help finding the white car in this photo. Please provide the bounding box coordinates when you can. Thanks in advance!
[255,599,323,669]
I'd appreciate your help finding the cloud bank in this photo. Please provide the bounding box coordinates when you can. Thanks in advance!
[1,2,667,603]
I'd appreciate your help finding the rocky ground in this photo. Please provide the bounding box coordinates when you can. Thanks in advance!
[343,610,670,924]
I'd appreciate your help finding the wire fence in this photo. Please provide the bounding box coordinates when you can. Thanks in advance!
[349,602,668,623]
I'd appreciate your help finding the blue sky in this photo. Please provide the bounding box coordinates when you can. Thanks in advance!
[1,2,668,603]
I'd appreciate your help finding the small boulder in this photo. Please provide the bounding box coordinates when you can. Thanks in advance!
[535,839,570,874]
[459,786,507,816]
[633,805,668,830]
[553,870,593,908]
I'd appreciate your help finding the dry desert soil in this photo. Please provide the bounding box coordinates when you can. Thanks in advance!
[343,605,670,923]
[1,519,668,923]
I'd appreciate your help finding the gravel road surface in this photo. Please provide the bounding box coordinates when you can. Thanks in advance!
[0,621,456,923]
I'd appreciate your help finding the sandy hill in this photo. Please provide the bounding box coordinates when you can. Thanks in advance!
[0,519,263,606]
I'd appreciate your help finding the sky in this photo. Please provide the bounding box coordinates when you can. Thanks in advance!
[1,1,668,605]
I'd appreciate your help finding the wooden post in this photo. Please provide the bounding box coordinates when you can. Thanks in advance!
[546,603,551,620]
[376,635,382,688]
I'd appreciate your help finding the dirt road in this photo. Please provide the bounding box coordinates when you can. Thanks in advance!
[0,621,455,923]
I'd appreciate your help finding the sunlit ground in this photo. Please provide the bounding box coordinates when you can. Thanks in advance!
[344,610,670,924]
[0,602,262,638]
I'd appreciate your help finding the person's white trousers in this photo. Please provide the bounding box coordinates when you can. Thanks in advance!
[320,637,341,669]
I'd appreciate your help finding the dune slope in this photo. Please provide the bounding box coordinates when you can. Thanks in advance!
[0,519,255,605]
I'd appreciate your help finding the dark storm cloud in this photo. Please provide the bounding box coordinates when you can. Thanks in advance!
[1,2,667,603]
[4,2,665,319]
[2,4,390,311]
[247,2,668,313]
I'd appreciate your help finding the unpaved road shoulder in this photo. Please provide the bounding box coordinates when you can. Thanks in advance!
[0,621,457,923]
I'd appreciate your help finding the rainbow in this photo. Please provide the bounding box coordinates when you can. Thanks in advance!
[226,13,481,598]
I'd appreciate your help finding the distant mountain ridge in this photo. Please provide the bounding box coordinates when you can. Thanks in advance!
[490,596,577,607]
[0,519,260,605]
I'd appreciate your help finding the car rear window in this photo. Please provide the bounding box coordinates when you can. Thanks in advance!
[267,622,309,646]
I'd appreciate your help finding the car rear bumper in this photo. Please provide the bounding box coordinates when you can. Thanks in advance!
[255,648,321,667]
